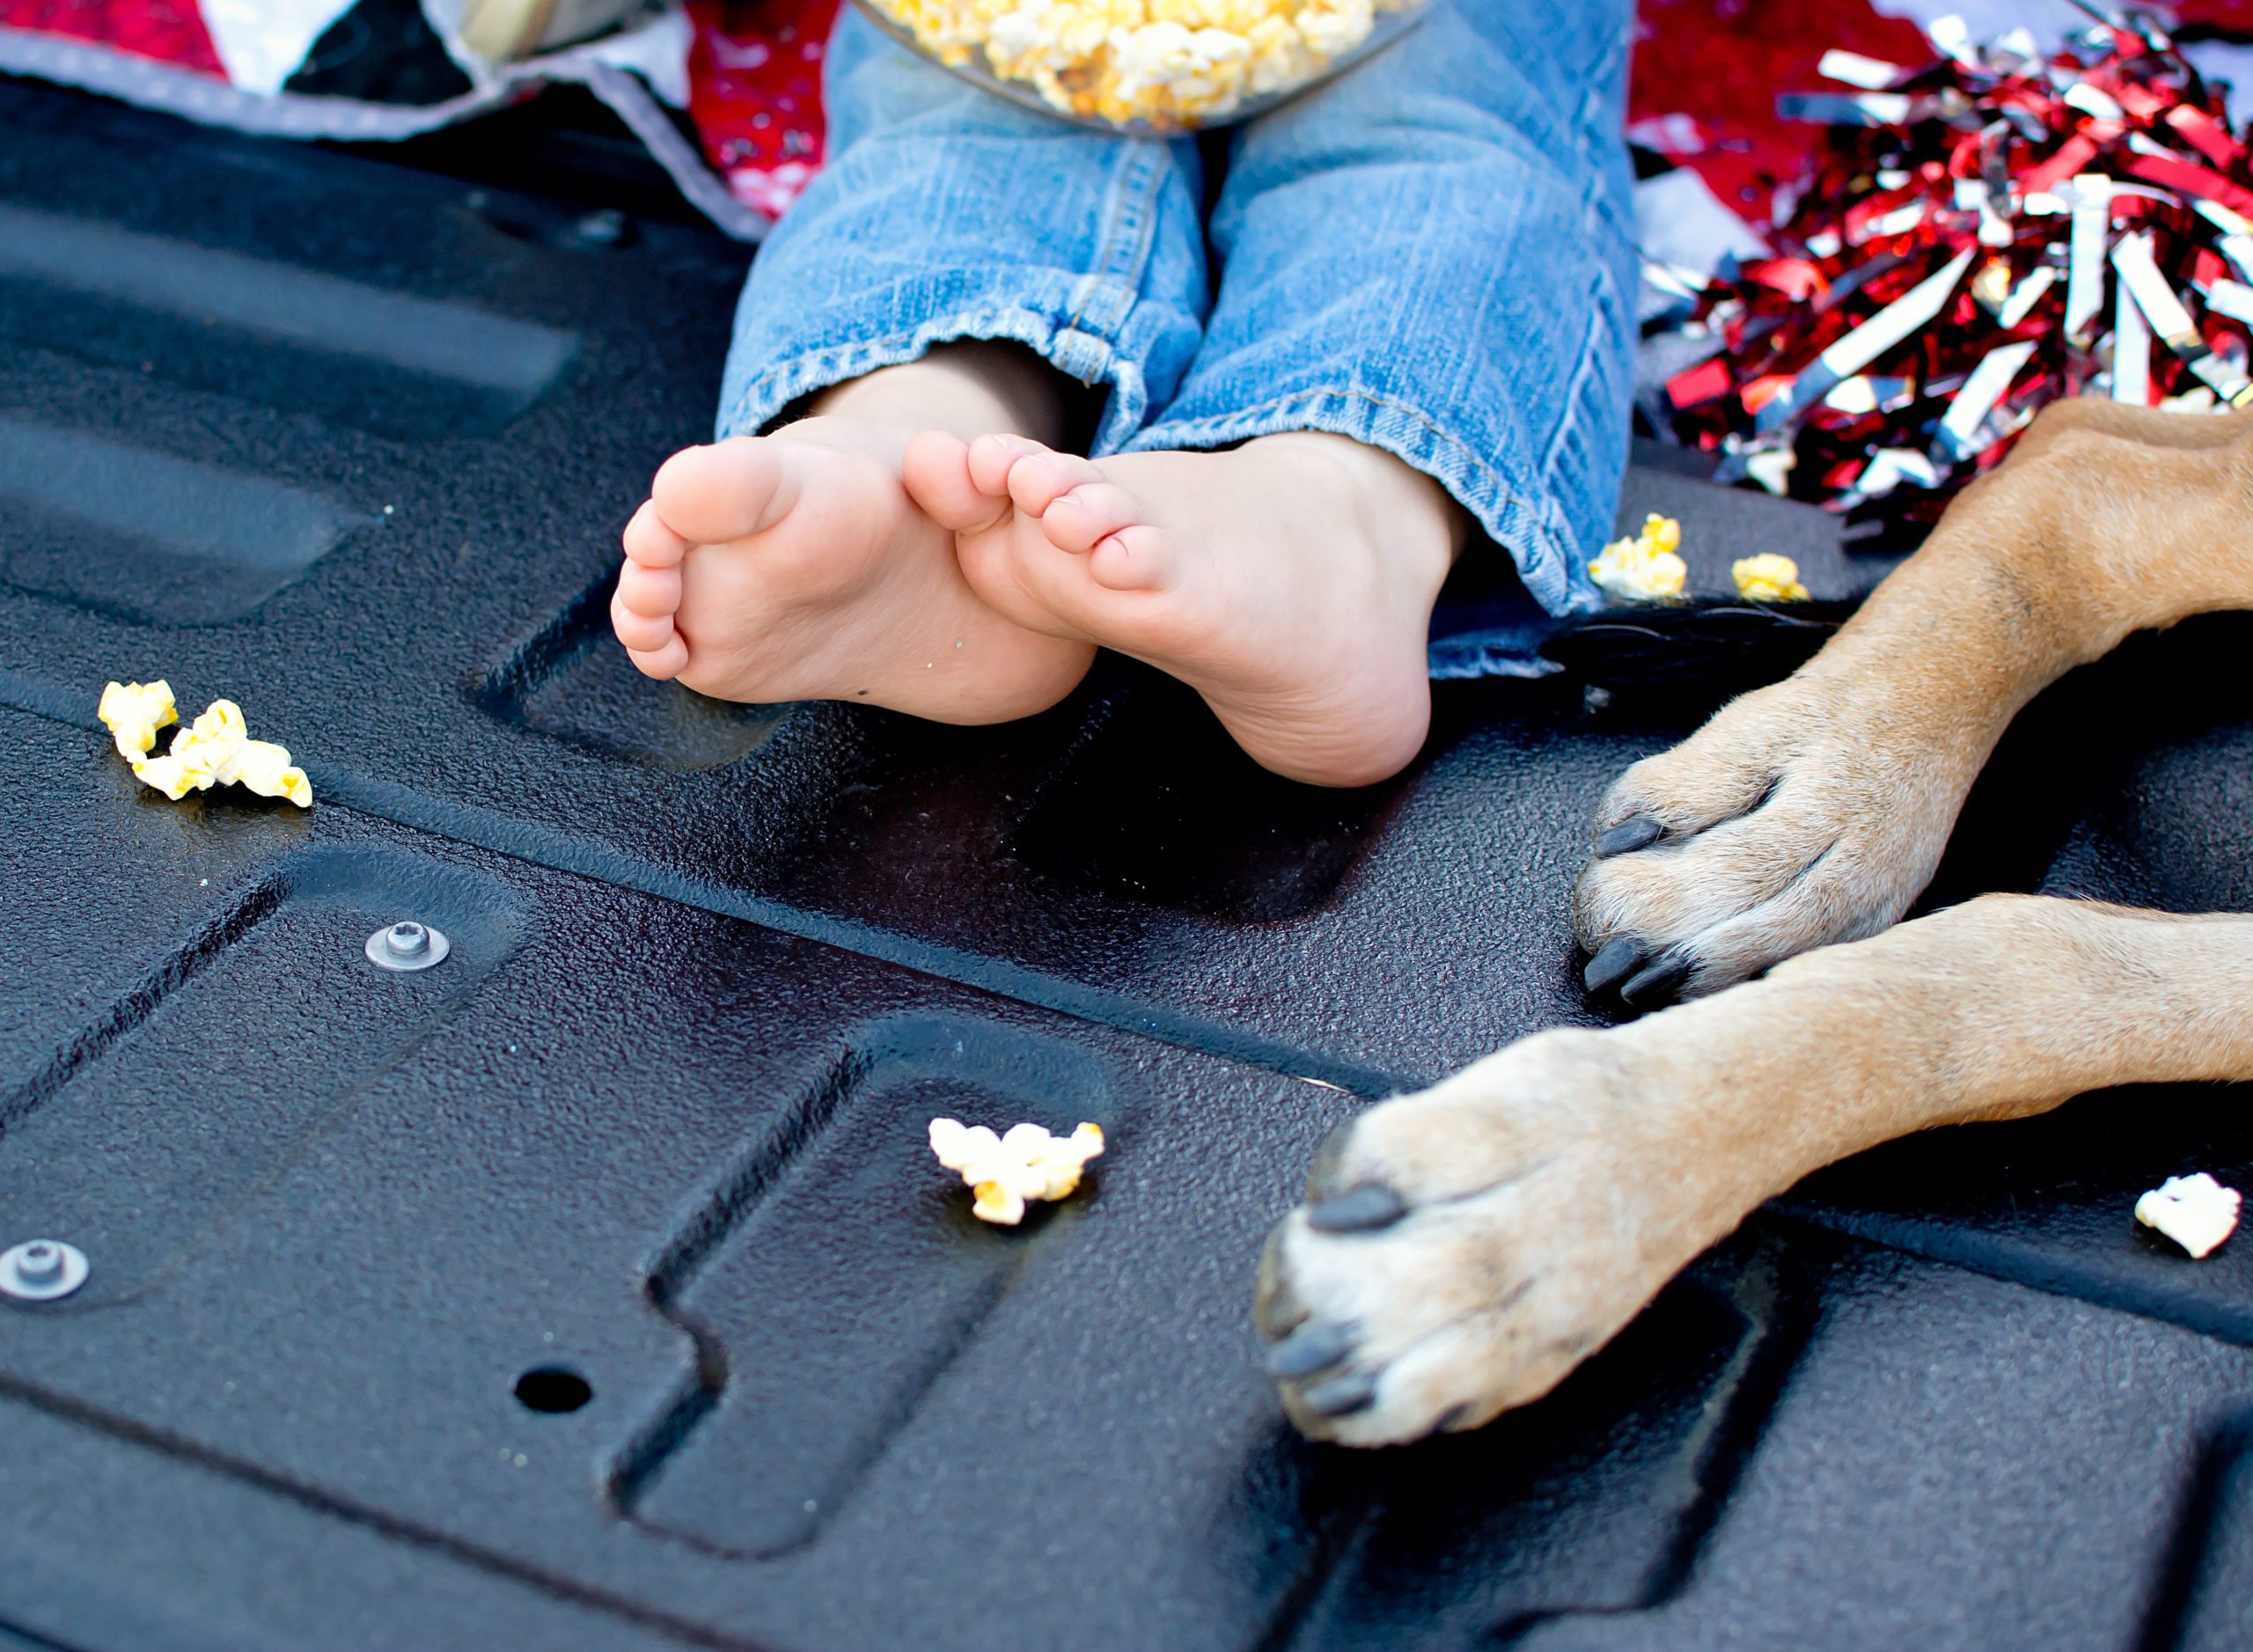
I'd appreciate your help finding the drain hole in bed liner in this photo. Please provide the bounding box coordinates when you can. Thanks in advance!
[516,1366,595,1413]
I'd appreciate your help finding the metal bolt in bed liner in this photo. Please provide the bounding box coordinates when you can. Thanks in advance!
[1,1239,89,1302]
[365,920,450,973]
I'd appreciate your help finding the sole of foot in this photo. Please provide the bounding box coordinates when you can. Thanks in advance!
[902,430,1457,788]
[610,419,1094,724]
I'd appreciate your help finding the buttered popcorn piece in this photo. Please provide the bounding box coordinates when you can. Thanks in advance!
[928,1117,1106,1225]
[173,700,313,807]
[2136,1172,2242,1259]
[1589,512,1687,602]
[97,679,179,760]
[1731,553,1810,603]
[103,687,313,808]
[871,0,1403,128]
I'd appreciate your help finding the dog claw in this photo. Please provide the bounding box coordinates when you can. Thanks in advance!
[1300,1371,1379,1417]
[1306,1183,1408,1233]
[1266,1320,1354,1380]
[1582,936,1645,996]
[1593,815,1664,858]
[1620,952,1693,1008]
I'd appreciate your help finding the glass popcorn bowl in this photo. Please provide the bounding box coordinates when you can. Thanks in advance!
[850,0,1430,133]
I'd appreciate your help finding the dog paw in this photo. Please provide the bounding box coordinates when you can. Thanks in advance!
[1254,1030,1742,1447]
[1572,664,1981,1006]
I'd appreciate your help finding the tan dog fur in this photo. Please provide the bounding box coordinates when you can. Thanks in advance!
[1256,398,2253,1447]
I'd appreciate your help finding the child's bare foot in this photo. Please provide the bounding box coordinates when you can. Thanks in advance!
[612,349,1094,723]
[905,431,1462,786]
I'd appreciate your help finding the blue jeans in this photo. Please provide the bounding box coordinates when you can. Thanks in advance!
[716,0,1637,678]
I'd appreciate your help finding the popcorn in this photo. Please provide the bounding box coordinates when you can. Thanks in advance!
[929,1117,1105,1225]
[2136,1172,2242,1259]
[97,679,178,760]
[130,745,220,802]
[1731,553,1811,603]
[868,0,1409,128]
[1589,513,1687,602]
[99,686,312,808]
[177,700,313,807]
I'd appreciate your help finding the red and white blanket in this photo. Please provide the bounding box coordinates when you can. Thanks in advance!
[5,0,2253,246]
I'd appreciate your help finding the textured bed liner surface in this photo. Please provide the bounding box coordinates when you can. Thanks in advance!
[3,77,2251,1652]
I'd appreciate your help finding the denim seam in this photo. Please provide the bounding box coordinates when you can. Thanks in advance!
[1538,270,1609,491]
[1574,26,1627,158]
[1067,143,1164,344]
[1065,150,1131,338]
[1567,28,1632,240]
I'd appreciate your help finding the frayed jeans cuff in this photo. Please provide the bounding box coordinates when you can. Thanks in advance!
[716,272,1191,452]
[1121,387,1604,622]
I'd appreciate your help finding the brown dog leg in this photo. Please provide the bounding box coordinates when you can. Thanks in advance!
[1574,399,2253,1005]
[1258,894,2253,1444]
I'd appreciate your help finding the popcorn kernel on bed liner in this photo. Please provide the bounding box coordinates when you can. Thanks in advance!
[928,1118,1104,1225]
[98,683,312,808]
[1731,553,1810,602]
[97,679,177,760]
[2136,1171,2242,1259]
[1589,513,1686,602]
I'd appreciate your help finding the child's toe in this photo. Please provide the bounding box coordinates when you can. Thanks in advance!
[616,557,681,619]
[623,499,691,568]
[965,432,1047,496]
[611,589,679,654]
[1006,451,1106,518]
[1040,481,1143,554]
[651,437,793,544]
[1090,524,1174,591]
[902,430,1008,533]
[625,634,691,681]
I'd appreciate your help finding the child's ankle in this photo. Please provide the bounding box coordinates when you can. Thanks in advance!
[811,341,1075,448]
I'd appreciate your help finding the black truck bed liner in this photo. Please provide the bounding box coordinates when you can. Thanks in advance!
[4,77,2253,1652]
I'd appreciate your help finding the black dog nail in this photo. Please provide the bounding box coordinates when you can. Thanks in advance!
[1302,1371,1378,1417]
[1266,1321,1354,1380]
[1594,815,1664,857]
[1582,936,1644,996]
[1306,1183,1408,1233]
[1620,952,1694,1007]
